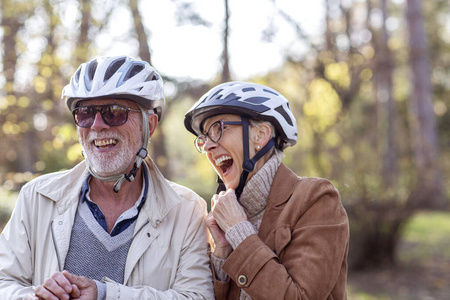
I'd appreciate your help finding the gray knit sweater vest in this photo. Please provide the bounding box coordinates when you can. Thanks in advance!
[64,201,135,283]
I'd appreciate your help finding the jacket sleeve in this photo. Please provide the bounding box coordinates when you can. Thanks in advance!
[222,178,349,299]
[0,189,35,299]
[104,196,214,300]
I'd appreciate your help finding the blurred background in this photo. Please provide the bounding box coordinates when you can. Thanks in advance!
[0,0,449,298]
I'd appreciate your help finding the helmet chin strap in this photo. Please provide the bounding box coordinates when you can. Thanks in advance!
[85,105,150,193]
[234,117,276,199]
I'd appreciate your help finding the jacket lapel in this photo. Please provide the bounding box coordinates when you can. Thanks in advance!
[124,158,181,283]
[257,164,299,241]
[51,204,79,271]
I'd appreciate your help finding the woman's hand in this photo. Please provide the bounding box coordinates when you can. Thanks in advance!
[206,195,232,258]
[213,189,247,233]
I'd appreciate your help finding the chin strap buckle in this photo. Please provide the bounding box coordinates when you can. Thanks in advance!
[137,148,148,159]
[124,148,148,182]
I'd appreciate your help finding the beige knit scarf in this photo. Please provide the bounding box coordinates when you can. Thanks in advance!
[237,152,282,300]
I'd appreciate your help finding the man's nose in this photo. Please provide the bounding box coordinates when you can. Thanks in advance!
[90,112,110,131]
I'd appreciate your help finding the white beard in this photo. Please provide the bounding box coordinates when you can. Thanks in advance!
[80,131,142,177]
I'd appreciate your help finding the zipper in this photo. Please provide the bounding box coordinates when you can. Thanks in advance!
[50,221,62,271]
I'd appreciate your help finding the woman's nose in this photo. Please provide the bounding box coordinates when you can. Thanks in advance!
[203,137,217,152]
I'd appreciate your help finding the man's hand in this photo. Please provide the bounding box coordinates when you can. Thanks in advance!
[29,271,78,300]
[62,271,97,300]
[28,270,96,300]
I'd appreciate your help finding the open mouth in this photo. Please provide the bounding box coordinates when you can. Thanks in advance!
[94,138,118,149]
[215,155,233,174]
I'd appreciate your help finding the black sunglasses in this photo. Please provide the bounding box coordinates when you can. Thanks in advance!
[72,104,140,128]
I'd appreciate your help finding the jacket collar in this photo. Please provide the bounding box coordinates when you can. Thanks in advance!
[137,157,181,228]
[35,158,181,228]
[268,163,299,206]
[257,163,300,239]
[35,161,88,214]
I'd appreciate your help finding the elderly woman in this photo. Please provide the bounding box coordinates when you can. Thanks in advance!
[184,81,349,300]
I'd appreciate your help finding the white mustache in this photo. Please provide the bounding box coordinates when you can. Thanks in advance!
[86,132,122,143]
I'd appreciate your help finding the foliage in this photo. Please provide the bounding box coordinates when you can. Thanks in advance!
[0,188,17,232]
[348,211,450,299]
[400,211,450,261]
[0,0,449,273]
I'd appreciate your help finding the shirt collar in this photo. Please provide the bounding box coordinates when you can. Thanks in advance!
[81,165,149,209]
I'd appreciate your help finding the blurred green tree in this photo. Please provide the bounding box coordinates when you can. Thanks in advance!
[0,0,448,272]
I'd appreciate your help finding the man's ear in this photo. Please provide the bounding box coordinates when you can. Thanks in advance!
[148,114,159,138]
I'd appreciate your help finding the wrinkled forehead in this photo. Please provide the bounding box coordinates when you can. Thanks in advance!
[78,98,140,109]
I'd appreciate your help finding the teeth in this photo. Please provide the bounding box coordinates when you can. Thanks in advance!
[94,139,117,147]
[215,156,232,166]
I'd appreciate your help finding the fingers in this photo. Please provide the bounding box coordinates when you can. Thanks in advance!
[214,189,236,206]
[62,271,97,298]
[34,272,72,300]
[52,271,73,293]
[62,271,85,289]
[70,283,81,298]
[224,188,235,196]
[211,194,219,208]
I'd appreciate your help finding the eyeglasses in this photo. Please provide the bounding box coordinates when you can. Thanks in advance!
[194,120,242,153]
[72,104,141,128]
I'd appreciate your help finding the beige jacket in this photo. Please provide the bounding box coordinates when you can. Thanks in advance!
[0,158,214,300]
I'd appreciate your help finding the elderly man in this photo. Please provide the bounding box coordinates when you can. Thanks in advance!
[0,56,213,299]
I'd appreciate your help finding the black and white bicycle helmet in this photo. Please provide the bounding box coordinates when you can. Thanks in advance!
[62,55,165,192]
[184,81,298,198]
[184,81,298,149]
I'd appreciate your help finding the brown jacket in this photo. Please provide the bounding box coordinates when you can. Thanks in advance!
[213,163,349,300]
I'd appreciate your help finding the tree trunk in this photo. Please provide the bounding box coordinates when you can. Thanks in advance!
[221,0,231,82]
[76,0,92,66]
[406,0,443,208]
[129,0,151,64]
[377,0,398,187]
[128,0,170,178]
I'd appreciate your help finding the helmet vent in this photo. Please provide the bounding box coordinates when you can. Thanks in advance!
[274,105,293,126]
[117,63,144,87]
[84,60,98,91]
[74,67,81,84]
[145,72,159,82]
[87,60,98,81]
[263,89,278,96]
[210,89,224,100]
[243,87,256,92]
[126,64,144,80]
[244,96,269,104]
[104,57,126,81]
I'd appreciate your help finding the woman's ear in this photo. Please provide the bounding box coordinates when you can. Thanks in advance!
[251,123,272,148]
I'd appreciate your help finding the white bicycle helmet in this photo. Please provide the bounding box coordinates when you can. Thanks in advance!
[63,55,165,121]
[62,56,165,192]
[184,81,298,150]
[184,81,298,198]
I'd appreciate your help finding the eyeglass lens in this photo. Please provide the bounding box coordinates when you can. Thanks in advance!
[73,105,133,128]
[194,121,241,153]
[195,121,222,152]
